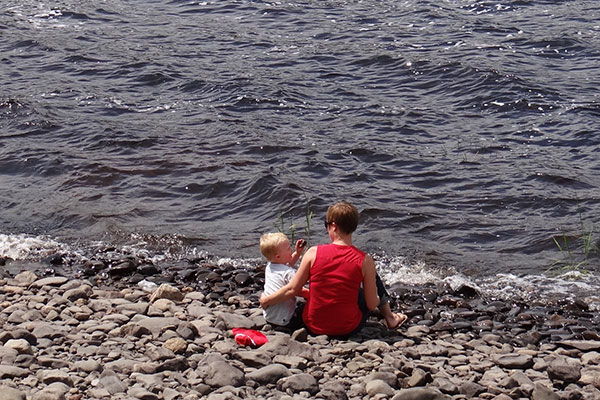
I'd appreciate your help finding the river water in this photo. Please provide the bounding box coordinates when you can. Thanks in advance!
[1,1,599,306]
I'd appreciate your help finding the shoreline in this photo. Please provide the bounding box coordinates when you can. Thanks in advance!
[1,259,600,399]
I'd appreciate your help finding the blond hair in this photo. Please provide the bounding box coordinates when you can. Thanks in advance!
[259,232,289,262]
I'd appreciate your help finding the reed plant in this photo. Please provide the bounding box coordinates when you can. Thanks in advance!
[275,196,314,247]
[547,209,598,277]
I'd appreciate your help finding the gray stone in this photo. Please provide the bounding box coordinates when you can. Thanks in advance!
[31,322,68,339]
[259,335,319,361]
[247,364,291,384]
[127,386,160,400]
[63,285,93,301]
[99,370,128,394]
[459,381,485,397]
[365,371,398,388]
[277,373,319,395]
[235,350,272,367]
[318,381,348,400]
[37,356,70,369]
[531,383,560,400]
[366,379,395,397]
[501,370,534,388]
[391,388,449,400]
[4,339,32,354]
[156,357,189,372]
[13,271,38,286]
[116,301,149,316]
[30,277,68,287]
[202,361,245,387]
[0,385,25,400]
[0,365,29,379]
[73,359,102,372]
[433,377,459,395]
[31,382,70,400]
[215,312,255,329]
[272,354,308,369]
[558,340,600,352]
[163,387,182,400]
[37,369,74,386]
[407,368,432,387]
[547,357,581,383]
[493,354,534,369]
[124,316,180,338]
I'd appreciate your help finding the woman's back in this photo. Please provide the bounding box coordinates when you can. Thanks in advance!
[303,243,365,336]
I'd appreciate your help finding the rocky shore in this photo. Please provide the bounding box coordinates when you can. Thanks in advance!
[1,255,600,400]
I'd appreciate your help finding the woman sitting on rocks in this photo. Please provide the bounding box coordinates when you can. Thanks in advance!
[260,201,406,337]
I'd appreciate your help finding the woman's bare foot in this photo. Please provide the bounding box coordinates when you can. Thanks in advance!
[385,313,408,329]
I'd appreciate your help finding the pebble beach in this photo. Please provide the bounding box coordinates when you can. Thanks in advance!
[1,257,600,400]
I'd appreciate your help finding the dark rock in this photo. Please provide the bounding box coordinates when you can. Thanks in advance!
[454,284,479,298]
[44,253,64,265]
[156,357,189,372]
[108,260,136,276]
[137,264,159,275]
[234,272,252,286]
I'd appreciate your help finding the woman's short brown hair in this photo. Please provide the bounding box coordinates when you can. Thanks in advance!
[326,202,359,234]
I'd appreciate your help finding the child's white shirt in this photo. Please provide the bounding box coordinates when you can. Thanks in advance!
[263,262,297,326]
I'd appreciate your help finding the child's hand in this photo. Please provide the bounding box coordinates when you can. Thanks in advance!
[295,239,307,253]
[259,293,269,309]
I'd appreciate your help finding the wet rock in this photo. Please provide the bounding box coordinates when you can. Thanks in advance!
[234,272,252,286]
[108,260,136,276]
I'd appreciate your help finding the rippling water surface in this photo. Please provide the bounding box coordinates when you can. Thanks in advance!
[1,1,600,301]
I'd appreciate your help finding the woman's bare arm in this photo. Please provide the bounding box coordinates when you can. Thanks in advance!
[362,254,380,311]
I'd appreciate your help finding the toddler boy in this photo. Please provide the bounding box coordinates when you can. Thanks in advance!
[259,232,308,329]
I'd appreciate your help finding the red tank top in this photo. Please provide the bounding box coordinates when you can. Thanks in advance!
[302,244,365,336]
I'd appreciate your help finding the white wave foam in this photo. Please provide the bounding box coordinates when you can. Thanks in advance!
[0,233,63,260]
[377,255,600,311]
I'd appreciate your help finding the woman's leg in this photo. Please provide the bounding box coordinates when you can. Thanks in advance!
[375,273,407,329]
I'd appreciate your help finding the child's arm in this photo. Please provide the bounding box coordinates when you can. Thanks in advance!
[261,246,314,308]
[288,239,307,267]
